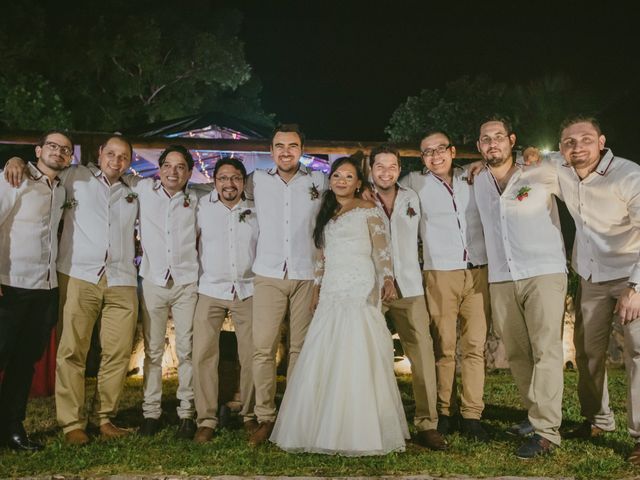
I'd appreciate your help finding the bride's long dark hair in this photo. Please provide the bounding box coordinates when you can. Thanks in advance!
[313,153,367,249]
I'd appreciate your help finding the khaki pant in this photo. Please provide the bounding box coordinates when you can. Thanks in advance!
[490,273,567,445]
[140,279,197,420]
[252,275,314,422]
[575,277,640,440]
[193,293,255,429]
[424,268,490,420]
[55,274,138,433]
[382,295,438,430]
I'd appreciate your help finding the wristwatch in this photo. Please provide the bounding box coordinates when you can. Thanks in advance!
[627,282,640,293]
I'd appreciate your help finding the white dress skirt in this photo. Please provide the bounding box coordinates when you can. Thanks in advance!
[270,208,409,456]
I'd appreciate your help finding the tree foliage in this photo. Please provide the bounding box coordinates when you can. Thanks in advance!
[0,0,273,131]
[386,74,605,148]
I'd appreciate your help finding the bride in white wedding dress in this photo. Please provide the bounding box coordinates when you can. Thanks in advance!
[270,155,410,456]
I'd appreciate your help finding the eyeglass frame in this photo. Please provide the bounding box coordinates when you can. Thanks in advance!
[215,175,244,183]
[420,144,451,158]
[43,141,73,157]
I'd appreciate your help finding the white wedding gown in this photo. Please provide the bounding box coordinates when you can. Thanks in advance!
[270,207,409,456]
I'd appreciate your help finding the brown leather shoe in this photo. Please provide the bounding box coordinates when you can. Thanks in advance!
[628,443,640,465]
[414,429,448,451]
[193,426,215,443]
[565,420,606,439]
[244,419,259,435]
[99,422,132,439]
[248,421,274,447]
[64,428,90,445]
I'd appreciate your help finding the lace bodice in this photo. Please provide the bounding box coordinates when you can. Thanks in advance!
[314,207,393,304]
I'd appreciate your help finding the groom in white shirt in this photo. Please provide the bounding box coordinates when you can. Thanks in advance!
[247,124,328,446]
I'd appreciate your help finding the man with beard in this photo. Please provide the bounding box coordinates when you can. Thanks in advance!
[526,117,640,464]
[401,132,490,442]
[130,146,199,439]
[473,117,567,458]
[369,144,447,450]
[246,124,328,446]
[0,131,72,450]
[4,135,140,444]
[192,157,258,443]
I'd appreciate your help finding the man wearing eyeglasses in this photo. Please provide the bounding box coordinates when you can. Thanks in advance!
[191,157,258,443]
[244,124,328,446]
[473,116,567,458]
[525,117,640,465]
[4,135,139,445]
[400,131,490,443]
[0,131,72,451]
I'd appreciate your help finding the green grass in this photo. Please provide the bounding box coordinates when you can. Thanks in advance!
[1,369,638,478]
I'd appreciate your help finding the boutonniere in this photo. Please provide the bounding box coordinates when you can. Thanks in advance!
[309,183,320,200]
[183,192,191,208]
[515,186,531,201]
[239,209,252,222]
[125,192,138,203]
[61,198,78,209]
[406,202,417,218]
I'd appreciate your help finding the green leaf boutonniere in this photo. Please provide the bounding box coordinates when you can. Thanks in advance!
[125,192,138,203]
[183,192,191,208]
[61,198,78,210]
[309,183,320,200]
[239,209,252,222]
[406,202,417,218]
[515,186,531,201]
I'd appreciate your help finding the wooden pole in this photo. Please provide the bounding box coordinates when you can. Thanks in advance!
[0,130,482,159]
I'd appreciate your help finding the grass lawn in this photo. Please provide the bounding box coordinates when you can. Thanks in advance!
[1,368,638,479]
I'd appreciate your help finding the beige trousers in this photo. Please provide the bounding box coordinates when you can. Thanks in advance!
[140,279,198,420]
[252,275,314,422]
[382,294,438,430]
[575,276,640,440]
[424,267,490,420]
[490,273,567,445]
[55,274,138,433]
[193,293,255,429]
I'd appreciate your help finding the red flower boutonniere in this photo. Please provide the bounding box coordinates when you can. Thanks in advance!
[61,198,78,209]
[183,192,191,208]
[515,186,531,201]
[125,192,138,203]
[406,202,417,217]
[239,209,252,222]
[309,183,320,200]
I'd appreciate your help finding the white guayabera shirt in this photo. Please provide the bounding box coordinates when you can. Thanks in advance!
[374,184,424,298]
[0,163,65,289]
[401,167,487,271]
[548,149,640,283]
[56,163,139,287]
[196,192,259,300]
[474,159,567,283]
[128,177,199,287]
[247,166,328,281]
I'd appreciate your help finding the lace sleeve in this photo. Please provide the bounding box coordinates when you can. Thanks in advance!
[313,248,325,286]
[366,209,394,281]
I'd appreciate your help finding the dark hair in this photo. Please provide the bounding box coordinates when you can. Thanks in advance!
[559,115,602,138]
[39,130,74,150]
[368,144,401,168]
[312,155,366,249]
[270,123,305,147]
[102,134,133,157]
[213,156,247,179]
[158,145,194,170]
[479,115,514,136]
[420,129,452,145]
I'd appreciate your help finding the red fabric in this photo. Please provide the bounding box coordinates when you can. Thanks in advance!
[29,327,57,397]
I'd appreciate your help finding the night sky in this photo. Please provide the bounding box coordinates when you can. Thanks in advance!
[232,0,640,154]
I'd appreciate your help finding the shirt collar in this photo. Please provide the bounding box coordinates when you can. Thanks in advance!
[267,164,310,177]
[561,148,615,177]
[87,162,130,186]
[27,162,61,186]
[209,190,248,210]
